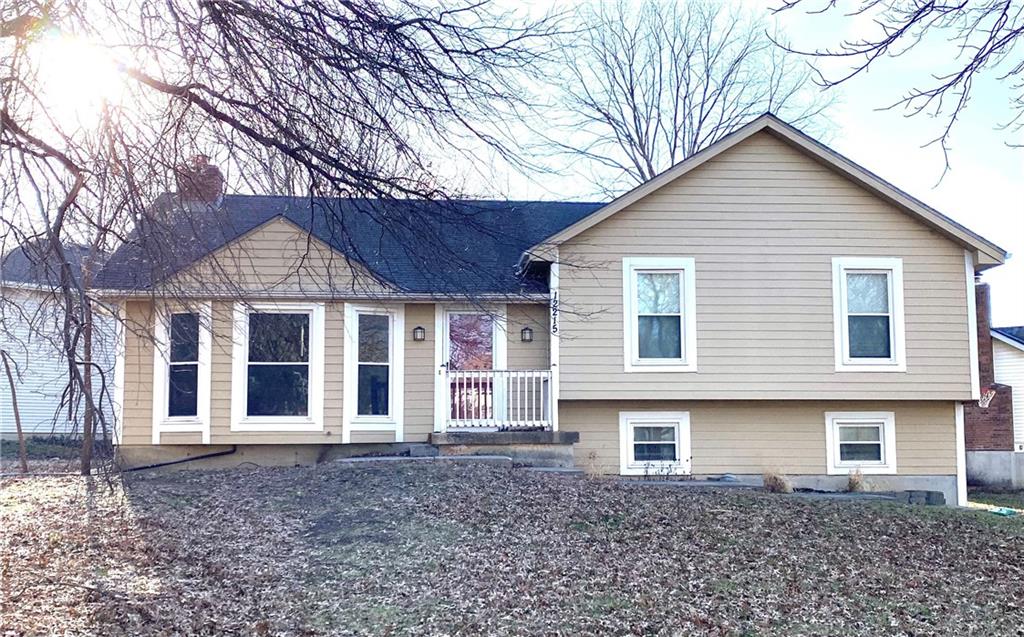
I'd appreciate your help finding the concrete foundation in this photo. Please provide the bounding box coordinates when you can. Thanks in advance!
[966,451,1024,489]
[658,473,962,507]
[117,443,437,473]
[117,434,578,473]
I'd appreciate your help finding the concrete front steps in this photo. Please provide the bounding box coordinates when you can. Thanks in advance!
[428,430,580,469]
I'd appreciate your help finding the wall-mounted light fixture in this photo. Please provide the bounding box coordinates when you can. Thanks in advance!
[412,325,426,342]
[521,326,534,343]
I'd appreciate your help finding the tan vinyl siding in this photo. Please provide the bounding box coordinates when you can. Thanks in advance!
[167,217,390,296]
[158,432,205,445]
[121,300,156,445]
[559,132,972,400]
[563,400,957,476]
[993,339,1024,446]
[506,303,550,370]
[404,303,435,441]
[350,431,397,444]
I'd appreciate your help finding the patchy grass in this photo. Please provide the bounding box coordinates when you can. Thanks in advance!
[0,436,114,475]
[0,436,81,460]
[969,488,1024,510]
[2,461,1024,636]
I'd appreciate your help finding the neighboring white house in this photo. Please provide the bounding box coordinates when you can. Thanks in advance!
[993,327,1024,454]
[0,241,115,438]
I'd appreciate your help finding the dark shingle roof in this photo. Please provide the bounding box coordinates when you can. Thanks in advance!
[1,240,99,288]
[994,326,1024,348]
[94,195,604,294]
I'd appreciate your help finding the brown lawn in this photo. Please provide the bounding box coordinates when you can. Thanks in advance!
[2,460,1023,636]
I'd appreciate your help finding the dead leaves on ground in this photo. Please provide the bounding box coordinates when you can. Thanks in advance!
[1,461,1023,636]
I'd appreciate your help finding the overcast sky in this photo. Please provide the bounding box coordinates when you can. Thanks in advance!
[493,0,1023,326]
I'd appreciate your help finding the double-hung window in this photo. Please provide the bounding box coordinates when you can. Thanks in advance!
[152,303,211,444]
[619,411,691,476]
[825,412,897,474]
[357,313,391,417]
[247,313,310,417]
[343,303,405,442]
[231,303,325,431]
[832,257,906,371]
[623,257,697,372]
[168,313,200,417]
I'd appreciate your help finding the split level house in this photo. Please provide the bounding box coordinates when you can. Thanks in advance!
[93,114,1008,506]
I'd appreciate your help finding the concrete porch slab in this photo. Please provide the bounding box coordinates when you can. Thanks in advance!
[430,431,580,446]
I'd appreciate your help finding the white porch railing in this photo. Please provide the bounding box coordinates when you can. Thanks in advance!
[446,369,552,430]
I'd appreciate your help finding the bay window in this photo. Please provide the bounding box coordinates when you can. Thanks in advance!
[246,313,310,417]
[231,303,325,431]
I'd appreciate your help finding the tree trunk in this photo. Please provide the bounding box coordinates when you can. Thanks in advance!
[80,298,94,476]
[1,351,29,473]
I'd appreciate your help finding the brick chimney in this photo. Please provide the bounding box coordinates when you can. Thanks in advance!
[175,155,224,206]
[964,280,1015,451]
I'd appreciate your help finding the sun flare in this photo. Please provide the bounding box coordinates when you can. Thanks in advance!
[33,32,126,122]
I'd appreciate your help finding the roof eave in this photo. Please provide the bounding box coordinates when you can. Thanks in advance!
[992,330,1024,352]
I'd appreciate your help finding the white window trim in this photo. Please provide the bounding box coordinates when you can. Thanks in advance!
[152,302,212,444]
[831,257,907,372]
[343,303,405,443]
[231,302,325,432]
[824,411,897,475]
[964,251,981,400]
[618,411,692,476]
[113,303,125,446]
[622,257,697,373]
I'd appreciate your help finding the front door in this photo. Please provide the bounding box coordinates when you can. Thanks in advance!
[445,311,496,423]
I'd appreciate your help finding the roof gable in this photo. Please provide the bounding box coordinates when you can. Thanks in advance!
[95,197,604,294]
[165,216,392,295]
[528,114,1006,269]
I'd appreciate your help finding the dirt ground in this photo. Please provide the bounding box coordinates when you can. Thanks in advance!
[2,460,1023,636]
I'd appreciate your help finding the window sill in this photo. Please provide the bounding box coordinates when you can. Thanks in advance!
[349,419,398,431]
[835,361,906,373]
[826,464,897,476]
[625,361,698,373]
[620,462,690,477]
[231,417,323,432]
[157,418,206,430]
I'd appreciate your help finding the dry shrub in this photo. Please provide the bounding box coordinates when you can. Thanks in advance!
[762,470,793,494]
[847,469,868,493]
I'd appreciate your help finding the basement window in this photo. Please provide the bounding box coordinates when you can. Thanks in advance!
[825,412,897,475]
[618,411,691,476]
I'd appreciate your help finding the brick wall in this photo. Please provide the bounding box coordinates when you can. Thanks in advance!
[964,281,1016,450]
